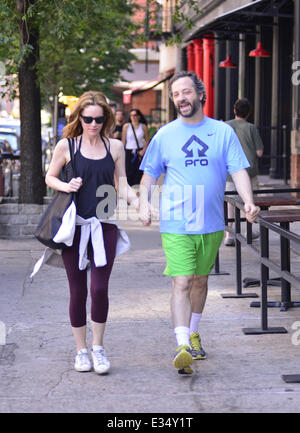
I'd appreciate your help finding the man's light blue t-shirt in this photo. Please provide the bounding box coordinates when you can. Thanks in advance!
[140,116,250,235]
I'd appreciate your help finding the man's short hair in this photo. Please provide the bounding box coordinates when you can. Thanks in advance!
[234,98,251,118]
[169,71,207,105]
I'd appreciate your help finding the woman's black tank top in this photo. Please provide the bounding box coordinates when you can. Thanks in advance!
[74,136,115,219]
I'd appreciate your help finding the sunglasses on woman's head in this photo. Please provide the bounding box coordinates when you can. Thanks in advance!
[81,115,105,124]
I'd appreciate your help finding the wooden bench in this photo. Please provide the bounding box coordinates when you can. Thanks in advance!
[245,194,300,244]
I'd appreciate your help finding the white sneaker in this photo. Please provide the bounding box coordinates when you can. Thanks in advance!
[91,347,110,374]
[74,348,92,372]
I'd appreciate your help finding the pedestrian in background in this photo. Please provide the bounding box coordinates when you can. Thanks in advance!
[122,108,149,186]
[112,109,125,140]
[45,91,139,375]
[139,72,259,375]
[224,98,264,246]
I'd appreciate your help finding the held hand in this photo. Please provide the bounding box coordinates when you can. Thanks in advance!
[128,197,151,225]
[244,203,260,223]
[138,200,151,226]
[138,201,159,226]
[66,177,83,193]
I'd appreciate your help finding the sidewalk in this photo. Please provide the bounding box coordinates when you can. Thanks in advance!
[0,210,300,414]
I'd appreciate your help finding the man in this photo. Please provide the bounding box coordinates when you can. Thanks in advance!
[139,71,259,375]
[224,98,264,246]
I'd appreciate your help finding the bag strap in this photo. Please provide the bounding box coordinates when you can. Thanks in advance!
[67,137,76,177]
[66,137,78,203]
[131,124,141,150]
[101,135,110,152]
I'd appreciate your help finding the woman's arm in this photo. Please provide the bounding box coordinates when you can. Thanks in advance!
[45,138,82,193]
[138,124,150,157]
[139,173,158,225]
[111,138,139,209]
[121,123,129,146]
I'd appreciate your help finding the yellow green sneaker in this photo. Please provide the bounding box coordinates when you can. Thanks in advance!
[173,344,194,373]
[190,332,206,360]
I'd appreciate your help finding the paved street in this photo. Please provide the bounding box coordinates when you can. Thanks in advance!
[0,214,300,414]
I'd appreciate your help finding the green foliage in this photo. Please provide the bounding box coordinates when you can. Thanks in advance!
[0,0,203,101]
[0,0,138,101]
[145,0,203,46]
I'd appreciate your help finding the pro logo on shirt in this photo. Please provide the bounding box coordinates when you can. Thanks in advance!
[181,135,209,167]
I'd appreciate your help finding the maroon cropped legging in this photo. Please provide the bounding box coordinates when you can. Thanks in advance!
[62,223,118,328]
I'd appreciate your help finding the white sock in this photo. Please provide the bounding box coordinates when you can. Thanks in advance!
[189,313,202,335]
[92,345,103,352]
[174,326,190,347]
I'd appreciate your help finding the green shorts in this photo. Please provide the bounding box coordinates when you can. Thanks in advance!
[161,231,224,277]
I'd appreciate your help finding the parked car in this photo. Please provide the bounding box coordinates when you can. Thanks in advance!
[0,127,20,154]
[0,118,20,136]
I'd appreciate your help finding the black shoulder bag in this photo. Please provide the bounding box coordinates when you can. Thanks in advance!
[131,124,142,163]
[34,138,76,249]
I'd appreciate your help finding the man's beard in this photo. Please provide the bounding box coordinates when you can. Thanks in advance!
[175,97,201,118]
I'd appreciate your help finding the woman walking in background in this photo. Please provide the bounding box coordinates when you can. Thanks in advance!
[45,91,139,375]
[122,108,149,186]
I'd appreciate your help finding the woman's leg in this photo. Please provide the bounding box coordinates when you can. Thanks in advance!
[91,322,106,347]
[88,223,118,346]
[125,149,134,186]
[62,226,88,352]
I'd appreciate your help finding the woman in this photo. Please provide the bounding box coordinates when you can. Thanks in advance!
[45,91,139,374]
[122,108,150,186]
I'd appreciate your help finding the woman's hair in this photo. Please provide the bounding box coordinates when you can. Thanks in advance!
[129,108,148,125]
[62,90,115,138]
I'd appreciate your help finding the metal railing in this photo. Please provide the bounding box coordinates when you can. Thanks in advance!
[223,190,300,334]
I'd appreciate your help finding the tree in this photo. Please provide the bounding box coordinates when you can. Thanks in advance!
[38,1,137,100]
[0,0,137,203]
[0,0,200,203]
[17,0,44,204]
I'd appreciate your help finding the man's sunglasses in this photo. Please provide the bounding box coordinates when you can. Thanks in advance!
[81,115,105,124]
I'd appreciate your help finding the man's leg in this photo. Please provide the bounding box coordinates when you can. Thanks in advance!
[171,275,194,373]
[171,275,194,329]
[189,275,208,360]
[190,275,208,314]
[161,233,199,374]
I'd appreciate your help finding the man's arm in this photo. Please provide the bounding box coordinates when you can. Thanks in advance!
[231,169,260,223]
[139,173,158,225]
